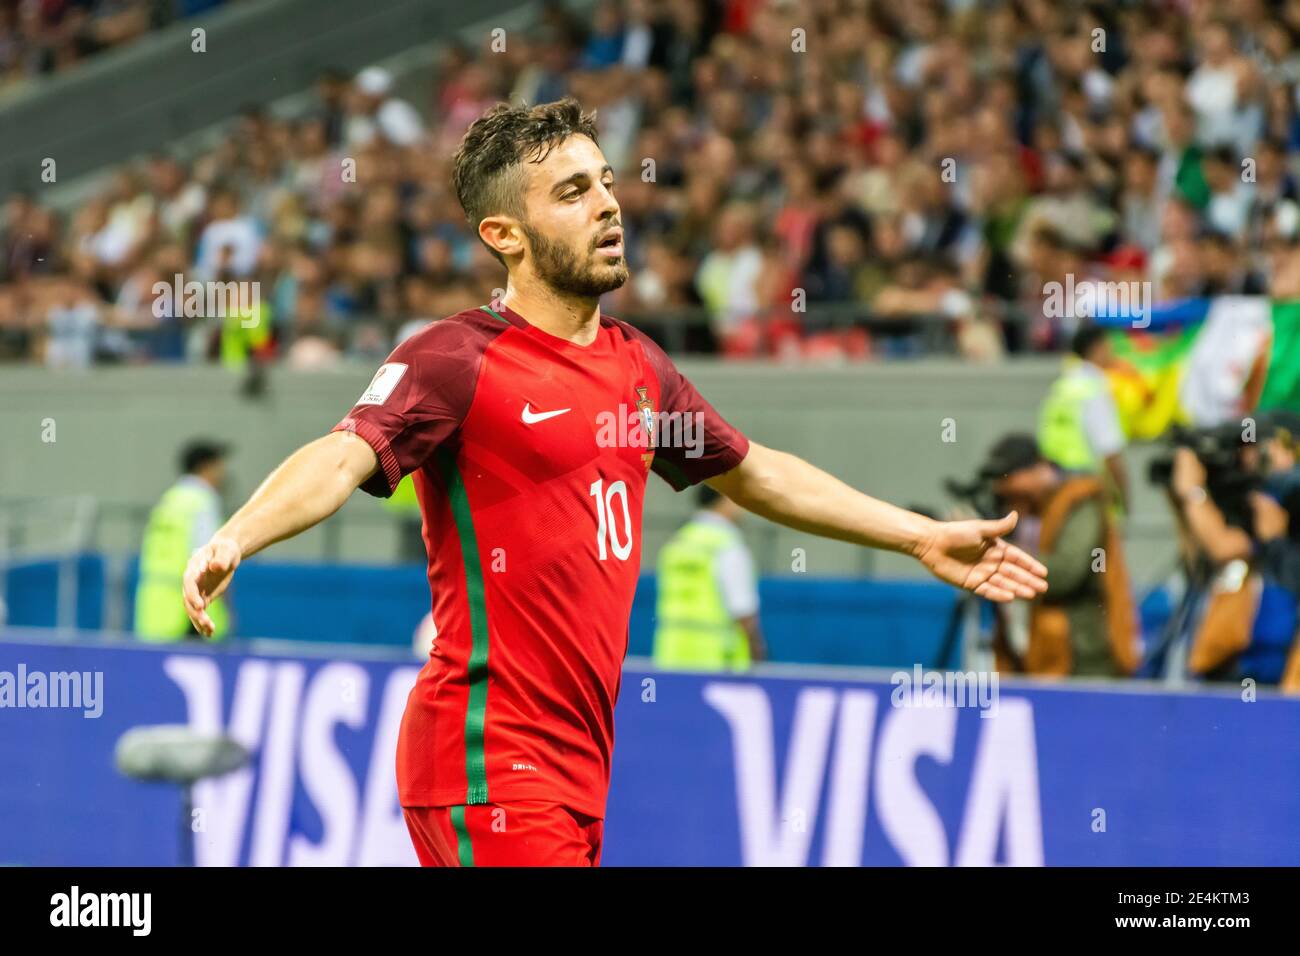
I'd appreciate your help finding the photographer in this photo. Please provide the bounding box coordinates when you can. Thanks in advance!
[1252,412,1300,691]
[1166,416,1300,686]
[977,434,1140,678]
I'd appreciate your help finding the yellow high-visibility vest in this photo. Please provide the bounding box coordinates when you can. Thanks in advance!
[134,481,228,641]
[653,518,749,670]
[1038,362,1106,473]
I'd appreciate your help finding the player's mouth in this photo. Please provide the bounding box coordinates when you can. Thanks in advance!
[594,227,624,259]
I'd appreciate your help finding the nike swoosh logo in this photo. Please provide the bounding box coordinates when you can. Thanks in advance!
[521,403,571,424]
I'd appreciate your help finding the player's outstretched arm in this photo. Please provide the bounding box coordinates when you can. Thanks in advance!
[182,431,380,635]
[706,441,1048,603]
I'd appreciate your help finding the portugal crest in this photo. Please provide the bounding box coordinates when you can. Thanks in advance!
[634,386,656,445]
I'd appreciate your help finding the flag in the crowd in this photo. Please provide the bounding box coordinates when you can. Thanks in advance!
[1093,297,1300,439]
[1259,301,1300,415]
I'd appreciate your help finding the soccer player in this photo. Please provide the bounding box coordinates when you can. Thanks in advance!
[182,99,1048,867]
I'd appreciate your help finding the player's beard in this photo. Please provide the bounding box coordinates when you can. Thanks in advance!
[522,220,629,298]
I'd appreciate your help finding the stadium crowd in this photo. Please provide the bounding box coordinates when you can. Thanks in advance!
[0,0,235,86]
[3,0,1300,368]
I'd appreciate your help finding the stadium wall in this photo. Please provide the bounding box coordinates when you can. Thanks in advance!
[0,634,1294,866]
[0,359,1179,581]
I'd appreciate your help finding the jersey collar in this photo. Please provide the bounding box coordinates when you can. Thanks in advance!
[484,302,610,352]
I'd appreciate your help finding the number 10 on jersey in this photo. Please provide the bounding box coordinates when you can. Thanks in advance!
[589,478,633,561]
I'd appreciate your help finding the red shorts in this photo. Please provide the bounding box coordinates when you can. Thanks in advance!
[402,801,604,867]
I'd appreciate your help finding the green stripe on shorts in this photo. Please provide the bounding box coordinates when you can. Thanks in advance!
[449,805,475,867]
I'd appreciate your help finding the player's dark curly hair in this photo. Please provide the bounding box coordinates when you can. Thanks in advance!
[452,98,600,265]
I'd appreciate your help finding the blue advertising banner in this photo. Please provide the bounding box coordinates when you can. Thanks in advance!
[5,557,963,668]
[1,633,1297,866]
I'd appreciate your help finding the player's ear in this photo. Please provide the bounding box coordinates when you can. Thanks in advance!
[479,215,523,260]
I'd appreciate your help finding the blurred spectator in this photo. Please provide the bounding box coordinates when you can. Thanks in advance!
[194,187,261,279]
[346,67,425,149]
[695,201,762,346]
[43,280,101,369]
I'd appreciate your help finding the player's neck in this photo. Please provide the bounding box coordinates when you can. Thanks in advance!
[501,286,601,347]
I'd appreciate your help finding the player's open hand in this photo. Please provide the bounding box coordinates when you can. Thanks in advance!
[183,535,242,637]
[912,511,1048,602]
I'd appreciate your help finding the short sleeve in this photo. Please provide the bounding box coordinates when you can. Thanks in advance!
[716,540,760,618]
[629,326,750,490]
[1080,389,1126,459]
[190,493,221,553]
[332,319,487,498]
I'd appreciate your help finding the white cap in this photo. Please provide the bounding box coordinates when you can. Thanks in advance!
[356,66,393,96]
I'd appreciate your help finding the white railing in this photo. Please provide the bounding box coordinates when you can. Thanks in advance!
[0,495,98,632]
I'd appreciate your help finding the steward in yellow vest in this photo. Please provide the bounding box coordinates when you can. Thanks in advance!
[1037,325,1130,514]
[654,485,765,671]
[135,441,231,641]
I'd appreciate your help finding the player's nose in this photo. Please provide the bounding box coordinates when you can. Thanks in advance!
[594,182,619,218]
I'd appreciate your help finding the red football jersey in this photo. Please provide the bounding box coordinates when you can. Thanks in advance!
[333,303,748,817]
